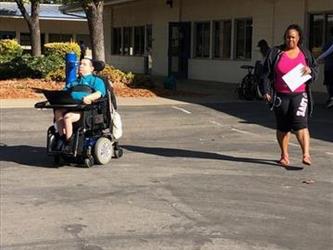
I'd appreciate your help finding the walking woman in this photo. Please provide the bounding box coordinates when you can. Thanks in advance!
[261,24,318,167]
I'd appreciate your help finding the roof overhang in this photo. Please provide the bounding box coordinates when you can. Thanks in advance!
[60,0,139,12]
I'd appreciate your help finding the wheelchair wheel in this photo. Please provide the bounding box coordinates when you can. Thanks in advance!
[242,75,256,100]
[94,137,113,165]
[114,147,123,158]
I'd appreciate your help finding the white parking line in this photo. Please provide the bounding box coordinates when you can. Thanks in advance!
[231,127,257,136]
[209,120,224,127]
[172,106,191,114]
[326,152,333,156]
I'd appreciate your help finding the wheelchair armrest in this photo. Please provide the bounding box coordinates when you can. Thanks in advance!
[34,100,88,110]
[34,101,48,109]
[92,97,108,104]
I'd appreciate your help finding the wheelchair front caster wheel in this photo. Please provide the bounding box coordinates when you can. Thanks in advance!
[84,157,94,168]
[114,148,123,158]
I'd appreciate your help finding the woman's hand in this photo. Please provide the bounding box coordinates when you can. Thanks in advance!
[302,66,312,75]
[263,93,272,102]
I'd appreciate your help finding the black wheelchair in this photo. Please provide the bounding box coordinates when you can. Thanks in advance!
[34,61,123,167]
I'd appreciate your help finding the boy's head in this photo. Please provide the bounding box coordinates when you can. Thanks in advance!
[79,58,94,76]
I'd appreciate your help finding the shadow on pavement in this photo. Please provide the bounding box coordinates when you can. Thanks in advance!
[203,101,333,143]
[0,144,56,168]
[151,78,332,143]
[122,145,305,170]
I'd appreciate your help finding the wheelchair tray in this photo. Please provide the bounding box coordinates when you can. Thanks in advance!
[34,101,88,110]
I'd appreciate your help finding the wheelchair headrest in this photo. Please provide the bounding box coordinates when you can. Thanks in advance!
[92,60,105,72]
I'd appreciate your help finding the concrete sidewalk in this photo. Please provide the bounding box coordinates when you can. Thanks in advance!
[0,79,328,108]
[0,80,240,109]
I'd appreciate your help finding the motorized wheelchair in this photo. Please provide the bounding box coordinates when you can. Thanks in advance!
[34,61,123,167]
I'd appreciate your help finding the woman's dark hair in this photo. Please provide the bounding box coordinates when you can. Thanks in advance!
[284,24,303,45]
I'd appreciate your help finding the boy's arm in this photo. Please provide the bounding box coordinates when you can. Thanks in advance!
[82,91,102,104]
[82,77,106,104]
[317,44,333,61]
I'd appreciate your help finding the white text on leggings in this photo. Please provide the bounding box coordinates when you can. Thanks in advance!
[296,97,308,117]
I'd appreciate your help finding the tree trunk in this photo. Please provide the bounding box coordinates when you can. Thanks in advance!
[15,0,41,56]
[30,11,41,56]
[84,0,105,61]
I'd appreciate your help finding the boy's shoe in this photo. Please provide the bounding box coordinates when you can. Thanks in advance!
[63,136,74,154]
[55,138,64,151]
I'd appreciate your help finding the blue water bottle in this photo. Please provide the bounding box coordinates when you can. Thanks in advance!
[65,52,78,85]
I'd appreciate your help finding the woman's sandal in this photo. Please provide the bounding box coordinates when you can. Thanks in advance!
[277,154,289,167]
[302,155,312,166]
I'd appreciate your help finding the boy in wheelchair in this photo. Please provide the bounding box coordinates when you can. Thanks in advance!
[54,58,106,151]
[35,58,123,167]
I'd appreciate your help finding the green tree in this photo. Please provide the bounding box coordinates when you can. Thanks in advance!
[63,0,105,61]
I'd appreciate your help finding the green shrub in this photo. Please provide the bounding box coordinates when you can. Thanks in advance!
[0,53,65,80]
[100,64,154,88]
[45,66,66,81]
[0,39,23,64]
[44,42,80,59]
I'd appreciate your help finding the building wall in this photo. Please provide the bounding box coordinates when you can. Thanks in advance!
[105,0,154,72]
[0,17,88,43]
[105,0,332,92]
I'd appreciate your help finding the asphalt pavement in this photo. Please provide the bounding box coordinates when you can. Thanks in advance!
[0,94,332,249]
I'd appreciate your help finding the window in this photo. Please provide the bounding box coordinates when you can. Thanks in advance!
[76,34,91,48]
[49,34,72,43]
[112,27,122,55]
[0,31,15,39]
[213,20,232,59]
[134,26,145,55]
[112,25,151,56]
[20,33,31,46]
[309,13,333,57]
[194,22,211,58]
[123,27,133,55]
[235,18,253,60]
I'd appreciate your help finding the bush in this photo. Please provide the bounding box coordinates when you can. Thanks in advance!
[0,39,23,64]
[100,64,154,88]
[45,66,65,81]
[44,42,80,59]
[0,53,65,80]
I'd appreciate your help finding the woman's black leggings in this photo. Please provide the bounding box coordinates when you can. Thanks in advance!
[274,92,308,132]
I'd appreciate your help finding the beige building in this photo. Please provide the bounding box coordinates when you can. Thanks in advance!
[103,0,333,92]
[0,2,89,51]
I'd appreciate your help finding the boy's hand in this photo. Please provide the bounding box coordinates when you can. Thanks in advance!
[83,96,92,105]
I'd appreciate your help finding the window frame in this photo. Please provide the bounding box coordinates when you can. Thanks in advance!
[134,26,145,56]
[213,19,232,60]
[194,21,211,58]
[309,12,333,57]
[234,17,253,60]
[111,27,122,55]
